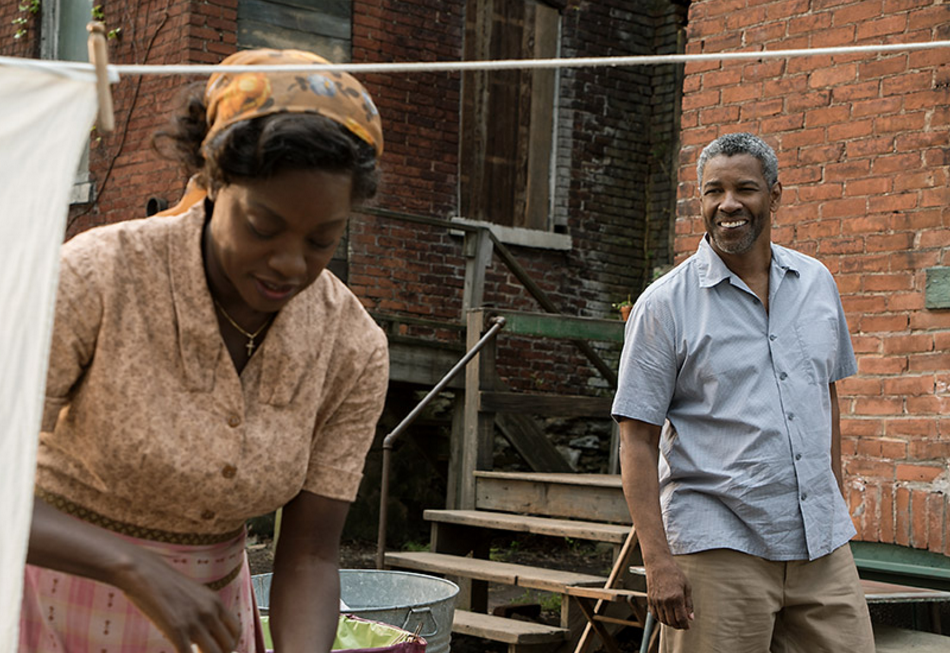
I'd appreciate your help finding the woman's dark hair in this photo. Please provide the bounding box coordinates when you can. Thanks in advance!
[153,84,379,201]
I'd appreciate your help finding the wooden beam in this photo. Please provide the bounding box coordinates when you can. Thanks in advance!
[463,229,493,312]
[387,338,466,388]
[461,310,497,509]
[487,235,620,387]
[481,391,613,418]
[497,412,574,472]
[490,309,625,343]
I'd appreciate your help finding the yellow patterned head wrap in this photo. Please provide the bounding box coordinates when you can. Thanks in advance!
[203,48,383,157]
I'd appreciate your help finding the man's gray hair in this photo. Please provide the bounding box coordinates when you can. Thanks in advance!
[696,132,779,188]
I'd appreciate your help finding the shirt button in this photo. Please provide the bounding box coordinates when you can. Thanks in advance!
[222,465,237,479]
[227,415,242,428]
[769,334,777,341]
[801,493,807,501]
[201,509,216,520]
[779,372,788,380]
[787,413,794,420]
[795,453,802,461]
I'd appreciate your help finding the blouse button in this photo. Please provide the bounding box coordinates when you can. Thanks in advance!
[227,415,242,428]
[222,465,237,479]
[201,509,215,520]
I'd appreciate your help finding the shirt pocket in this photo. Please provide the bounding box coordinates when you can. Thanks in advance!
[794,316,838,386]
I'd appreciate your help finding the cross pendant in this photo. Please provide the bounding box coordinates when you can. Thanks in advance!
[245,338,255,357]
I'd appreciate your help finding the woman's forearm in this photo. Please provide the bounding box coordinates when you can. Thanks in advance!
[28,497,240,653]
[28,497,141,586]
[269,556,340,652]
[268,491,350,652]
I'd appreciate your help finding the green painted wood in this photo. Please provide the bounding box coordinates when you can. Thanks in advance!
[851,541,950,591]
[925,267,950,309]
[490,310,625,343]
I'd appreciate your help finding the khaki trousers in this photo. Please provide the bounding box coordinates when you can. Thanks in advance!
[660,545,874,653]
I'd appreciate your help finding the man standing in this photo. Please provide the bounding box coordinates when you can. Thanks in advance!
[613,133,874,652]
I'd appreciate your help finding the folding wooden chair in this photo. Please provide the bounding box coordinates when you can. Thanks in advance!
[565,526,658,653]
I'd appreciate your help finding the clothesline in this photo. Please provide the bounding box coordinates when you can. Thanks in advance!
[2,39,949,78]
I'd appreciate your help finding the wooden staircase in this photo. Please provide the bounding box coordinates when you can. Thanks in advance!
[385,471,643,653]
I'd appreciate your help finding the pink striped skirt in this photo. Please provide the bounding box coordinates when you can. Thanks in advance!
[19,517,264,653]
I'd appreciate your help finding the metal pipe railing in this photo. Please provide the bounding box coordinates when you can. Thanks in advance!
[375,316,507,570]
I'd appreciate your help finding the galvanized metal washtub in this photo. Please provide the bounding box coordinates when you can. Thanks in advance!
[252,570,459,653]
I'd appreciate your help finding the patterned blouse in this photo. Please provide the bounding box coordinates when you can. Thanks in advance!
[35,203,388,536]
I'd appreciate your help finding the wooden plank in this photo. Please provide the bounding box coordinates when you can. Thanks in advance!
[461,310,498,509]
[385,551,607,593]
[462,229,493,312]
[245,0,350,16]
[240,0,350,39]
[387,338,465,388]
[925,267,950,309]
[429,518,490,613]
[424,509,631,543]
[474,478,630,524]
[862,579,950,604]
[453,610,568,645]
[490,309,625,343]
[238,19,348,60]
[482,391,613,417]
[475,473,631,524]
[564,586,647,602]
[496,412,574,472]
[474,471,623,489]
[523,1,557,230]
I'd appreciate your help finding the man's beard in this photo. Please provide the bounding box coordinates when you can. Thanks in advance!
[710,213,767,255]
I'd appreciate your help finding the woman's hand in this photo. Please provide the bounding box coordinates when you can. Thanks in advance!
[114,552,241,653]
[28,498,239,653]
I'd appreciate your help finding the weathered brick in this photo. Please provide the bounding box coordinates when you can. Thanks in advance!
[895,486,912,546]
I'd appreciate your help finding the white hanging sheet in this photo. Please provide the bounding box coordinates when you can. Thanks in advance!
[0,62,98,653]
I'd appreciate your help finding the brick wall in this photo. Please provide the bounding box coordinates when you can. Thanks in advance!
[0,0,238,235]
[2,1,686,451]
[351,0,686,397]
[73,0,238,234]
[678,0,950,554]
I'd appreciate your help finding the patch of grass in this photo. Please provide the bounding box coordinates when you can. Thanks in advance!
[489,537,521,562]
[510,589,562,613]
[401,540,430,552]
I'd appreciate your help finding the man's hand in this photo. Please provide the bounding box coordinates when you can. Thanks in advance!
[645,556,694,630]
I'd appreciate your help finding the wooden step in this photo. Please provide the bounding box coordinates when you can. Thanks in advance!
[425,509,631,544]
[385,551,606,593]
[474,471,631,524]
[453,609,569,645]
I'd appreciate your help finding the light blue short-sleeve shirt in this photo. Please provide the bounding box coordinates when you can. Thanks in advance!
[612,237,857,561]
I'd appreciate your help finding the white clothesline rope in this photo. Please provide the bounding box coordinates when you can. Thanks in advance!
[2,40,949,78]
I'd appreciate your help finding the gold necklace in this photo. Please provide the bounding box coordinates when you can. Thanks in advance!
[213,299,273,357]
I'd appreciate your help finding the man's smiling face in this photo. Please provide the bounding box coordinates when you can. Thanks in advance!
[700,153,782,258]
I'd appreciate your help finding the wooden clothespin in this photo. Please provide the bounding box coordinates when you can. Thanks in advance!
[86,22,115,133]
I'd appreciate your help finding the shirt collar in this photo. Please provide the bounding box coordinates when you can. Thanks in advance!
[168,203,223,392]
[695,235,800,289]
